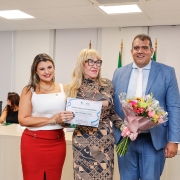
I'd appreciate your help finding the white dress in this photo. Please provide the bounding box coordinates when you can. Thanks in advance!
[27,83,66,130]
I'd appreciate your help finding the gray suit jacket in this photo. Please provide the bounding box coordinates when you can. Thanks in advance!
[112,60,180,150]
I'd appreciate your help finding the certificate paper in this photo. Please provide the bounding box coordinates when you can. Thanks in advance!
[66,97,102,127]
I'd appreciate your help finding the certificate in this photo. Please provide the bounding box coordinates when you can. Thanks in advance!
[66,97,102,127]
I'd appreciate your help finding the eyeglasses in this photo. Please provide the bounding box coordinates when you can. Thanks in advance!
[85,59,102,67]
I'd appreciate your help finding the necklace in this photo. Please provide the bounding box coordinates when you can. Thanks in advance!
[39,83,55,92]
[80,86,98,101]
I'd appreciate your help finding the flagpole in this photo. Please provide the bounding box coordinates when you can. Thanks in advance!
[120,39,123,62]
[89,40,91,49]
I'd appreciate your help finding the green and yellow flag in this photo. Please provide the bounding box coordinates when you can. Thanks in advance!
[152,50,156,61]
[118,40,123,68]
[152,38,157,61]
[118,51,122,68]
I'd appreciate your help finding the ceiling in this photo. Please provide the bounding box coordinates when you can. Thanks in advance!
[0,0,180,31]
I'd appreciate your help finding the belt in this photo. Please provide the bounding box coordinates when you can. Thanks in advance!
[138,132,151,137]
[23,128,64,140]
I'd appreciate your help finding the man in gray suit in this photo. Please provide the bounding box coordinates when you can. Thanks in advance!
[112,34,180,180]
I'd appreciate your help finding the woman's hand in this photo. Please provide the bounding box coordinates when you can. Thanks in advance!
[49,111,74,124]
[59,111,74,122]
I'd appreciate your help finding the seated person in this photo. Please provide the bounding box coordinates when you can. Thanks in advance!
[0,92,20,124]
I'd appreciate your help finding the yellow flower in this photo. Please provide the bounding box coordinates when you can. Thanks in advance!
[153,114,159,123]
[138,102,148,108]
[139,98,144,102]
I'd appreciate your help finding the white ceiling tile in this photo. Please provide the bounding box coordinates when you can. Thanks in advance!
[49,0,92,7]
[109,13,150,22]
[22,8,68,18]
[139,1,180,12]
[0,0,53,9]
[0,0,180,30]
[57,6,104,16]
[43,16,84,26]
[147,11,180,21]
[10,18,54,28]
[0,0,91,9]
[0,2,13,10]
[0,17,25,30]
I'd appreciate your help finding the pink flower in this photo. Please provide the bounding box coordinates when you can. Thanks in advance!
[139,108,145,113]
[148,110,155,117]
[129,132,138,141]
[121,126,138,141]
[129,100,137,107]
[158,118,164,123]
[121,126,130,137]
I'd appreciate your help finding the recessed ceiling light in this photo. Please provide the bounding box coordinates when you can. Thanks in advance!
[0,10,34,19]
[99,4,142,14]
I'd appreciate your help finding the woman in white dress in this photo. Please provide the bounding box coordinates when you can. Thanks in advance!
[18,53,73,180]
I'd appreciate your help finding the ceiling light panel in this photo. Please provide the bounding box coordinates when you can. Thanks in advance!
[99,4,142,14]
[0,10,34,19]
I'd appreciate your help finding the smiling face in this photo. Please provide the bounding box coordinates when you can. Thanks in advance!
[131,38,154,68]
[83,57,101,80]
[36,60,55,82]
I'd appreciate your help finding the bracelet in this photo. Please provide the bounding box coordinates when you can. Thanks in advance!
[54,119,57,124]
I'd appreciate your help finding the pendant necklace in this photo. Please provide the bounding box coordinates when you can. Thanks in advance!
[39,83,55,92]
[80,86,98,101]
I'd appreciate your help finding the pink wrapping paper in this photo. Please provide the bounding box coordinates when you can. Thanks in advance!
[122,102,159,133]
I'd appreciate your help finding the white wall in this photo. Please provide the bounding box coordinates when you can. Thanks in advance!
[0,31,13,107]
[55,28,98,84]
[149,25,180,86]
[13,30,55,94]
[1,26,180,105]
[100,27,148,80]
[54,26,149,83]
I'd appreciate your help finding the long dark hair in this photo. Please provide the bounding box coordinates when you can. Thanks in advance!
[26,53,55,92]
[5,92,20,113]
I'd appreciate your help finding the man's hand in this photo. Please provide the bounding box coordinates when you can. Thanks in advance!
[165,142,178,158]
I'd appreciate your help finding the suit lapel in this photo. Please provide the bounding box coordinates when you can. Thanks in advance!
[146,61,160,94]
[121,63,133,92]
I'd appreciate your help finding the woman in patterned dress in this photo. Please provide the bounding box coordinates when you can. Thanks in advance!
[65,49,124,180]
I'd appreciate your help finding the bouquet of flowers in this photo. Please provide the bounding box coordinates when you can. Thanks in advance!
[116,92,168,156]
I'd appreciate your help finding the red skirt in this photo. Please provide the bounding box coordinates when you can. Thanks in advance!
[21,128,66,180]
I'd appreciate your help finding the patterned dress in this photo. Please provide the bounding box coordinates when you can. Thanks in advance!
[73,78,123,180]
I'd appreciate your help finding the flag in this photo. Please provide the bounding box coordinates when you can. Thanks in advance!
[152,50,156,61]
[118,51,122,68]
[118,40,123,68]
[152,38,157,61]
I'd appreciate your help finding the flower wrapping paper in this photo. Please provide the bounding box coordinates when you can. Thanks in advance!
[122,102,160,133]
[116,93,168,156]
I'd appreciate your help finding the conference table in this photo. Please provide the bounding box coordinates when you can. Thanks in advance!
[0,124,180,180]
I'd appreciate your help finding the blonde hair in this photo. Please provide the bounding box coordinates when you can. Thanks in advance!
[66,49,106,97]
